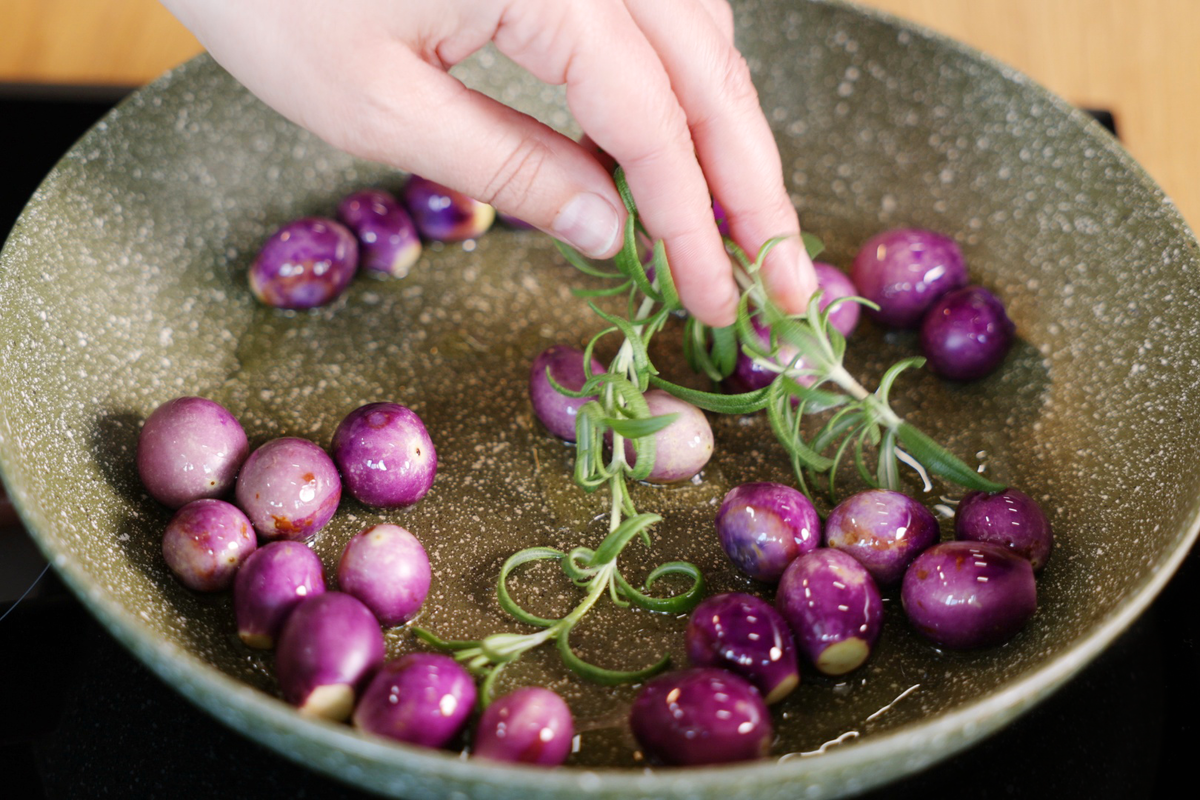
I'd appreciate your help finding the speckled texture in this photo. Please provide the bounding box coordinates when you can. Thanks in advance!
[0,0,1198,798]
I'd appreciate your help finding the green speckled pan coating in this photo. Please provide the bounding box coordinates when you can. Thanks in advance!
[2,1,1198,797]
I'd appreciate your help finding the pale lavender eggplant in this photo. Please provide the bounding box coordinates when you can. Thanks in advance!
[813,262,862,337]
[276,592,385,721]
[686,593,799,704]
[902,540,1037,649]
[235,437,341,541]
[353,653,476,748]
[956,488,1053,571]
[161,499,256,592]
[777,549,883,676]
[920,285,1016,381]
[823,489,940,586]
[331,402,436,508]
[851,228,967,328]
[629,668,772,766]
[623,389,713,483]
[401,175,495,241]
[234,540,326,649]
[472,687,574,765]
[337,524,430,626]
[337,189,422,277]
[249,217,358,310]
[137,396,249,509]
[715,482,821,582]
[529,345,604,441]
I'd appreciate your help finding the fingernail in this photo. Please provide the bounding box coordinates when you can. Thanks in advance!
[552,193,621,257]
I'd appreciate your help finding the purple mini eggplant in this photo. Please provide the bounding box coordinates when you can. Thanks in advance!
[956,488,1053,571]
[234,540,326,649]
[137,396,249,509]
[337,524,430,627]
[726,315,810,395]
[249,217,358,310]
[715,482,821,582]
[629,668,772,766]
[824,489,939,586]
[920,285,1016,381]
[276,592,385,721]
[903,540,1037,650]
[353,653,476,748]
[813,262,862,337]
[712,197,730,236]
[497,211,535,230]
[337,188,422,277]
[851,228,967,328]
[235,437,341,541]
[161,499,257,592]
[401,175,495,241]
[472,687,574,766]
[777,549,883,676]
[623,389,713,483]
[331,402,436,508]
[529,345,604,441]
[686,593,799,704]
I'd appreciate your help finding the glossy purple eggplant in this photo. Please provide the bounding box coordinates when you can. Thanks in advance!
[528,345,604,441]
[715,482,821,582]
[726,315,810,395]
[235,437,341,541]
[337,188,422,277]
[234,540,326,649]
[331,402,436,508]
[686,592,799,704]
[353,653,476,748]
[472,687,574,766]
[851,228,967,328]
[401,175,495,241]
[902,541,1037,649]
[137,396,249,509]
[249,217,358,309]
[623,389,713,483]
[823,489,940,586]
[712,197,730,236]
[161,499,256,592]
[276,592,385,721]
[920,285,1016,381]
[777,549,883,676]
[337,524,430,627]
[629,668,772,766]
[497,211,535,230]
[955,488,1053,571]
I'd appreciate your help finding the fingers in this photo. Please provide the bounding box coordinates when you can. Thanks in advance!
[624,0,817,314]
[341,56,627,259]
[496,0,738,326]
[697,0,735,42]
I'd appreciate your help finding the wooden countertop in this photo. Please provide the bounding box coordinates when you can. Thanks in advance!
[2,0,1197,231]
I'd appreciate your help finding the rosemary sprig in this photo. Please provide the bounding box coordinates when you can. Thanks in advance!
[413,169,705,703]
[687,233,1006,500]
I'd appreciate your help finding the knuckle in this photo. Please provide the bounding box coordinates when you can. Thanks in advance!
[713,46,760,112]
[477,136,554,213]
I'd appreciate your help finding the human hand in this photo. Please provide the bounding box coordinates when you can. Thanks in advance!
[162,0,816,326]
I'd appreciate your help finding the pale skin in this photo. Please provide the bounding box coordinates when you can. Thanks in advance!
[162,0,817,327]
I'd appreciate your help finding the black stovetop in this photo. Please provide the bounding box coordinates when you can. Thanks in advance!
[0,89,1196,800]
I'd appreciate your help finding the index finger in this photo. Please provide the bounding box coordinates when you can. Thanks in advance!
[494,0,739,326]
